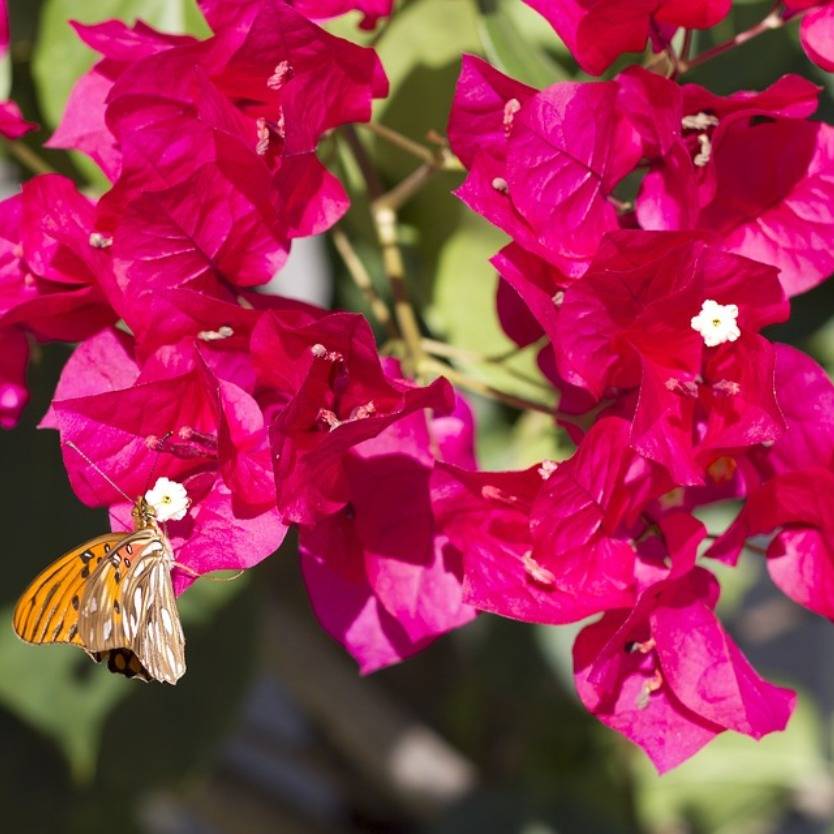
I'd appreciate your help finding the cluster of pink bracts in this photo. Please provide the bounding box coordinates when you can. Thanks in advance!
[4,0,834,772]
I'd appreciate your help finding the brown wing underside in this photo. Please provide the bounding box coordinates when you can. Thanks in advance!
[78,532,186,685]
[90,648,151,682]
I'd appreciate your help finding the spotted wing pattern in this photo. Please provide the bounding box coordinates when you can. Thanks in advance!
[78,530,186,685]
[12,534,125,646]
[90,648,151,682]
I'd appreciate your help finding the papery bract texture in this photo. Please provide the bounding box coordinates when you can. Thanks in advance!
[626,68,834,296]
[199,0,393,30]
[0,328,28,429]
[252,311,454,525]
[49,1,388,299]
[436,417,673,625]
[522,0,731,75]
[796,4,834,72]
[0,101,36,139]
[553,231,788,483]
[43,329,287,593]
[575,560,795,773]
[720,468,834,620]
[287,0,393,29]
[448,55,641,277]
[300,392,476,673]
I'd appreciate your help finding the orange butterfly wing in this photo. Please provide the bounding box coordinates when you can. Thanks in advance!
[12,534,125,646]
[14,527,186,685]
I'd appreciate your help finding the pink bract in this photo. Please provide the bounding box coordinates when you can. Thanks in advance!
[252,310,454,525]
[288,0,393,29]
[522,0,731,75]
[575,559,795,773]
[0,328,28,429]
[300,401,476,673]
[448,55,641,277]
[49,2,387,296]
[626,68,834,297]
[199,0,393,30]
[553,232,788,483]
[435,417,673,625]
[761,344,834,477]
[43,329,287,591]
[0,175,116,341]
[0,101,36,140]
[715,465,834,621]
[787,2,834,72]
[0,174,117,426]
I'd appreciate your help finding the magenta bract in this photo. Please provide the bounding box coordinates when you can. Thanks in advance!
[300,398,476,673]
[522,0,731,75]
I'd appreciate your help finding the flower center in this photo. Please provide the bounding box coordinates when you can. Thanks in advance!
[522,551,556,586]
[681,111,719,168]
[690,299,740,347]
[503,98,521,136]
[635,669,664,710]
[197,325,234,342]
[88,232,113,249]
[145,427,218,460]
[267,60,293,91]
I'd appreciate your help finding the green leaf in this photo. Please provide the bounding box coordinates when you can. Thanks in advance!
[508,410,572,468]
[31,0,209,186]
[176,570,248,627]
[535,620,586,695]
[0,604,130,782]
[0,52,10,101]
[375,0,482,97]
[94,575,258,791]
[427,213,559,468]
[0,574,249,782]
[633,694,826,834]
[429,213,552,402]
[475,0,568,88]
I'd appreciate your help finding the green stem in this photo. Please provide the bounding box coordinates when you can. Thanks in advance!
[359,121,463,171]
[5,140,55,176]
[374,204,425,376]
[331,226,397,339]
[679,5,789,73]
[421,337,553,393]
[421,357,555,416]
[341,126,429,376]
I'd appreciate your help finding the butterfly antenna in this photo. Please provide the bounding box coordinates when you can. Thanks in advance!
[64,441,136,505]
[143,430,173,493]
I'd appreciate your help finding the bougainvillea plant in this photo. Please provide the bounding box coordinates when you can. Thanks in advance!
[6,0,834,773]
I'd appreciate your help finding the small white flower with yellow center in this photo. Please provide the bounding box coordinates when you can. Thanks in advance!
[145,477,190,522]
[690,299,740,348]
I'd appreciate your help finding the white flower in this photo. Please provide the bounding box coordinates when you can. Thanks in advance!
[144,477,190,522]
[690,299,740,348]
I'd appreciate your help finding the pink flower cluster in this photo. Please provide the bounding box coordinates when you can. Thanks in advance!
[5,0,834,773]
[442,1,834,770]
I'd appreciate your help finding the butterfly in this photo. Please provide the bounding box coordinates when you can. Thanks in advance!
[12,494,187,685]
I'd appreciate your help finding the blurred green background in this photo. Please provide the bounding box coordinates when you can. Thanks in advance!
[4,0,834,832]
